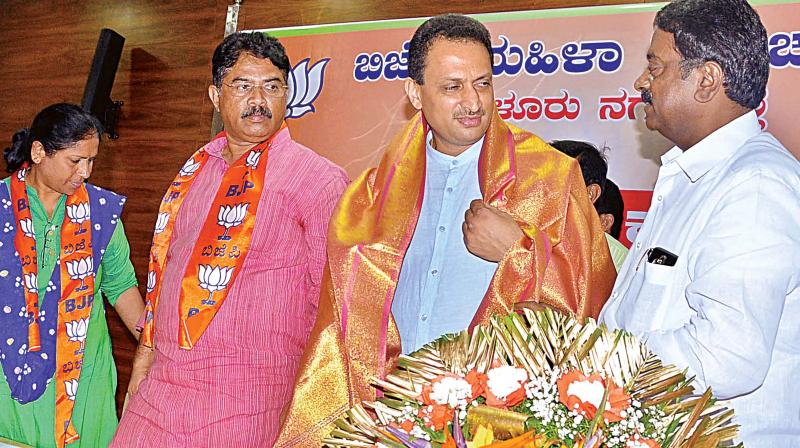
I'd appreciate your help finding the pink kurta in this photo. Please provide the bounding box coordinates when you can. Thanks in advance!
[112,128,348,447]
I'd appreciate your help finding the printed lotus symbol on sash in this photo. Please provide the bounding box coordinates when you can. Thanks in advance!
[65,378,79,401]
[146,270,157,294]
[217,203,249,241]
[66,257,93,292]
[198,265,233,305]
[66,202,90,235]
[23,273,38,294]
[19,218,34,239]
[16,169,26,181]
[245,150,262,169]
[65,317,89,355]
[286,58,330,119]
[154,212,170,234]
[179,157,202,177]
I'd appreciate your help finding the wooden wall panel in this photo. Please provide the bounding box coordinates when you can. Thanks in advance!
[0,0,661,416]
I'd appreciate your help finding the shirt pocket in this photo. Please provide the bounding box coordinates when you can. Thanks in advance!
[620,261,676,334]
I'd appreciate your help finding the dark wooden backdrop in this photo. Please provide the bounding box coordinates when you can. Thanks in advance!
[0,0,660,415]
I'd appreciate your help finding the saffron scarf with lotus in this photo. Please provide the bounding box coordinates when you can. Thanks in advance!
[0,169,124,448]
[141,125,284,350]
[276,111,615,447]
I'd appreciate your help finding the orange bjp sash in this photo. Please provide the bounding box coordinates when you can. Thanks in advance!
[141,124,284,350]
[275,111,615,447]
[11,169,94,448]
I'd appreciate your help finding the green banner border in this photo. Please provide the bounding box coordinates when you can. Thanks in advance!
[259,0,797,38]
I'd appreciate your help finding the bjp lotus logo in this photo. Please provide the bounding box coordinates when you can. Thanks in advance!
[286,58,330,119]
[16,169,26,181]
[19,218,34,239]
[65,317,89,354]
[198,264,234,305]
[146,271,157,294]
[66,257,93,292]
[179,157,202,177]
[154,212,170,234]
[65,378,79,401]
[23,273,37,294]
[245,150,262,169]
[217,203,248,241]
[66,202,90,235]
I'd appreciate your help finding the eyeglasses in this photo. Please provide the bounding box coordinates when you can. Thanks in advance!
[222,81,288,98]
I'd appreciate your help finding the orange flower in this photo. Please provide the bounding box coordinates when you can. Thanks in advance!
[484,385,527,408]
[418,403,454,431]
[399,419,414,433]
[466,369,488,398]
[557,370,631,423]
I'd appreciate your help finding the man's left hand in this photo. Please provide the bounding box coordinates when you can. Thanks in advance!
[463,199,525,262]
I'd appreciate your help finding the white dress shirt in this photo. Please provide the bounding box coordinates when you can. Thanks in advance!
[600,111,800,447]
[392,133,497,354]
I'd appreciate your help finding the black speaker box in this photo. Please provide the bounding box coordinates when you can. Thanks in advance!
[81,28,125,138]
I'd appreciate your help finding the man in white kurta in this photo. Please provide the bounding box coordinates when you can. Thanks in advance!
[600,0,800,446]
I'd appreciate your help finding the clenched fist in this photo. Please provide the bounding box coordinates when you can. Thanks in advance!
[462,199,524,262]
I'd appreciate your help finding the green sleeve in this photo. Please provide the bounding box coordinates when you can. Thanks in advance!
[98,219,138,306]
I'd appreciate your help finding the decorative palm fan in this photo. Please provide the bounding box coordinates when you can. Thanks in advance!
[323,309,739,448]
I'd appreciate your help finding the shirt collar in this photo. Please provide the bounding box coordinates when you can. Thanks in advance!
[425,131,484,167]
[660,110,761,182]
[205,125,291,159]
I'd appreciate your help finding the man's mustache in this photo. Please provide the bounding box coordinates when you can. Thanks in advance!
[453,109,485,119]
[641,89,653,105]
[241,105,273,119]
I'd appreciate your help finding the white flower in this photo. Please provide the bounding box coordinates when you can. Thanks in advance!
[146,271,157,294]
[198,265,234,293]
[65,379,79,401]
[66,202,90,224]
[245,150,262,168]
[179,158,202,177]
[565,377,606,409]
[154,212,170,234]
[65,317,90,343]
[486,365,528,400]
[428,376,473,408]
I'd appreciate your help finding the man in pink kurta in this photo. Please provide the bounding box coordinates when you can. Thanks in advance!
[112,32,347,447]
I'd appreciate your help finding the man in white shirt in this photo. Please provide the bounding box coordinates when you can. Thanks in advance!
[600,0,800,445]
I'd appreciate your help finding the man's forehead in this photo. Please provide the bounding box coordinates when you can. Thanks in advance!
[647,28,680,60]
[226,54,283,78]
[424,39,493,77]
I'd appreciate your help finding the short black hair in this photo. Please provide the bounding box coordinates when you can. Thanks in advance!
[596,180,624,240]
[4,103,103,173]
[655,0,769,109]
[407,14,493,84]
[212,32,291,87]
[550,140,608,192]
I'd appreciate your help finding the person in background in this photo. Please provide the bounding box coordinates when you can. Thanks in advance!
[601,0,800,445]
[595,179,624,240]
[112,32,348,447]
[277,14,615,447]
[0,103,143,448]
[550,140,628,271]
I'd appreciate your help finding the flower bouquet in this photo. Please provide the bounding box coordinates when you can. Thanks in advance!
[323,309,739,448]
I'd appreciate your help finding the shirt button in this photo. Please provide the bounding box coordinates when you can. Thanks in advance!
[421,314,428,321]
[657,195,663,201]
[438,226,445,232]
[446,187,453,193]
[451,160,458,166]
[636,242,642,250]
[431,269,439,276]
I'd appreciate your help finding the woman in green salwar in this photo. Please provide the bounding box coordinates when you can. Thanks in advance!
[0,103,143,447]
